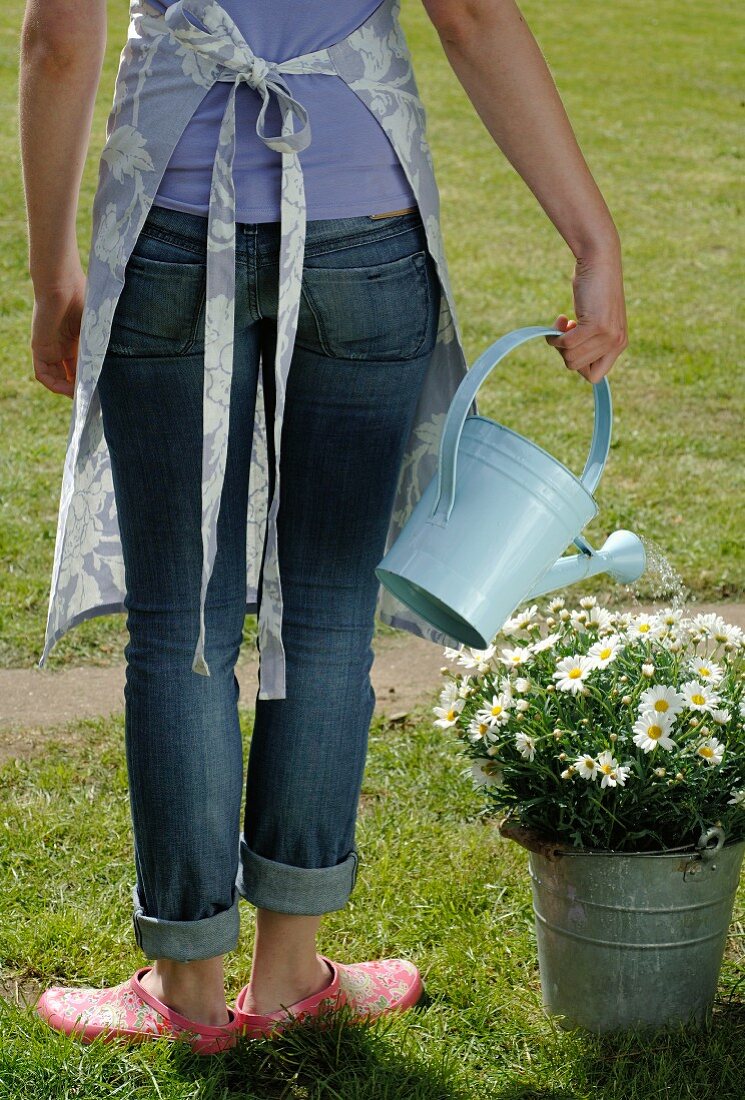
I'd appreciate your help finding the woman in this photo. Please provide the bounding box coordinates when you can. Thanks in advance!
[20,0,627,1052]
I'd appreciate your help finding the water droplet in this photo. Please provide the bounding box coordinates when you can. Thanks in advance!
[623,536,690,608]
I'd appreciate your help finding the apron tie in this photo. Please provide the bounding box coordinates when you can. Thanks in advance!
[162,0,336,697]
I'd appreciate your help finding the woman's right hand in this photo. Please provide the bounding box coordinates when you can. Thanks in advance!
[30,268,87,399]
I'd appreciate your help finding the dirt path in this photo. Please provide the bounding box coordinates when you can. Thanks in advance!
[1,603,743,766]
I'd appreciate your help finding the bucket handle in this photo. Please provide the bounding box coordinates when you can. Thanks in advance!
[430,325,613,527]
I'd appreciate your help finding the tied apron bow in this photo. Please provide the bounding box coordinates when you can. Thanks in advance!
[162,0,338,695]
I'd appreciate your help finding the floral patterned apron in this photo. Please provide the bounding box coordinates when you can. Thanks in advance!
[38,0,475,699]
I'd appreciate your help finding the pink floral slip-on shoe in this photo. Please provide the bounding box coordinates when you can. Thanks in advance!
[35,965,239,1055]
[233,953,425,1040]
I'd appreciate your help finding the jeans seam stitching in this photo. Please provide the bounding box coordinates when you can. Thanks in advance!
[303,219,423,261]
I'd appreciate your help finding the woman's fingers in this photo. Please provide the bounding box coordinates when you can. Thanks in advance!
[549,327,624,376]
[33,354,76,398]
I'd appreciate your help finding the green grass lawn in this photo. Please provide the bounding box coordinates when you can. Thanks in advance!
[2,704,745,1099]
[1,0,742,669]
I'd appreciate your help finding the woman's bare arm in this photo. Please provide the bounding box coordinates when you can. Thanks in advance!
[423,0,628,381]
[19,0,107,396]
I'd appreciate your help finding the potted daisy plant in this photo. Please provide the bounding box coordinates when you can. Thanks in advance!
[434,600,745,1033]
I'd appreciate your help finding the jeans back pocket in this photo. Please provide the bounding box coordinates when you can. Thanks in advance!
[107,238,206,359]
[299,248,437,363]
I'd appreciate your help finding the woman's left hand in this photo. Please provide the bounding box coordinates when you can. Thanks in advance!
[30,267,87,399]
[545,246,628,383]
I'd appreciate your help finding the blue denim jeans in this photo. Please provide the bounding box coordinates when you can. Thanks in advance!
[96,202,441,962]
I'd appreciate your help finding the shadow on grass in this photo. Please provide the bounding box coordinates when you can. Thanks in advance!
[1,997,470,1100]
[176,1005,469,1100]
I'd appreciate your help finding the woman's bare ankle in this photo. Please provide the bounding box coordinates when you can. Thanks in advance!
[244,908,331,1015]
[243,954,332,1016]
[141,956,231,1027]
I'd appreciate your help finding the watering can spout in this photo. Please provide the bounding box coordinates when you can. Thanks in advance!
[525,530,647,601]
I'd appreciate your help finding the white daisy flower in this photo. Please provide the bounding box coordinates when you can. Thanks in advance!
[588,635,621,669]
[632,713,676,753]
[716,623,744,647]
[727,788,745,808]
[529,631,561,654]
[514,677,531,694]
[553,654,595,694]
[585,607,615,633]
[638,684,685,720]
[439,680,461,707]
[467,717,496,745]
[513,604,538,629]
[681,680,720,714]
[659,608,684,628]
[547,596,565,612]
[454,645,493,670]
[570,609,589,631]
[689,659,724,686]
[596,750,630,788]
[515,698,530,713]
[457,675,475,699]
[470,757,505,788]
[580,596,598,609]
[515,732,536,761]
[499,647,528,668]
[690,612,722,638]
[575,754,599,781]
[627,614,662,640]
[696,737,725,766]
[476,692,513,728]
[710,709,732,726]
[433,698,465,729]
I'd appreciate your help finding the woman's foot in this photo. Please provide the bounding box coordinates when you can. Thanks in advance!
[36,966,238,1055]
[233,954,424,1038]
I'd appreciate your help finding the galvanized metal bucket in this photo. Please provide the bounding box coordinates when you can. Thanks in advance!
[500,821,745,1033]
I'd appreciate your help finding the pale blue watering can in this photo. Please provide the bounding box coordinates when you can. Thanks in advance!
[375,325,646,649]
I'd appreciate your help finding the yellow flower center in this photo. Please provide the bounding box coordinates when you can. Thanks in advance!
[699,745,714,759]
[699,668,711,678]
[648,725,663,740]
[491,705,502,716]
[691,693,706,706]
[654,700,669,712]
[479,723,489,734]
[584,758,595,768]
[599,648,612,660]
[447,709,457,721]
[569,668,583,679]
[639,623,650,633]
[601,764,613,775]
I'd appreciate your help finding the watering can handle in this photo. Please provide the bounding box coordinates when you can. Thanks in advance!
[430,325,613,526]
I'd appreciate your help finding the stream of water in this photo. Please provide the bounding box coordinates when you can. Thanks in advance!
[622,535,690,609]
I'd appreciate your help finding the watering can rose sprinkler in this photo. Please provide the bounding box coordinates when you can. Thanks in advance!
[375,325,646,650]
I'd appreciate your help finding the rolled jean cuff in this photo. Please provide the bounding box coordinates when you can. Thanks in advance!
[236,835,359,915]
[131,883,241,962]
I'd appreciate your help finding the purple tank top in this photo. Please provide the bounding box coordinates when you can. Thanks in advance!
[151,0,417,223]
